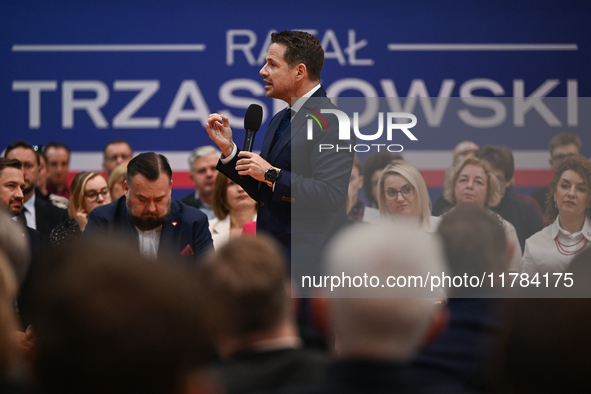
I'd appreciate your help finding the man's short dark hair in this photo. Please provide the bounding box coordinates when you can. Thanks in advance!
[42,142,71,155]
[196,236,289,339]
[477,145,514,182]
[102,139,133,158]
[126,152,172,183]
[29,237,216,394]
[4,140,40,166]
[548,132,582,155]
[438,206,507,280]
[0,158,22,174]
[271,30,324,82]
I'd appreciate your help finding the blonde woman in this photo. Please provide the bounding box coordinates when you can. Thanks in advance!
[378,160,440,232]
[443,156,522,271]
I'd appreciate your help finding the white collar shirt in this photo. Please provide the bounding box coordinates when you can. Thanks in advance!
[23,193,36,230]
[136,226,162,260]
[521,216,591,275]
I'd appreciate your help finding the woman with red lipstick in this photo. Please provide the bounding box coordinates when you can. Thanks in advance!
[377,160,440,232]
[522,156,591,274]
[209,173,257,250]
[443,156,522,271]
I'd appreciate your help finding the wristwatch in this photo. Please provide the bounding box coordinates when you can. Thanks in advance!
[264,167,281,187]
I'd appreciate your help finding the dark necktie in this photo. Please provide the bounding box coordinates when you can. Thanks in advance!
[271,109,291,149]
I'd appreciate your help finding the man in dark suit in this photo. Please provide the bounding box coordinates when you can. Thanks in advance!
[206,31,353,287]
[86,152,213,261]
[4,140,69,241]
[0,158,43,328]
[178,145,220,220]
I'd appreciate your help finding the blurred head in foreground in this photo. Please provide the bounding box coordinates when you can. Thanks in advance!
[196,235,294,359]
[323,221,446,360]
[29,237,218,394]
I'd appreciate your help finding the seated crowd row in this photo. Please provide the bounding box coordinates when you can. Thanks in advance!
[0,132,590,394]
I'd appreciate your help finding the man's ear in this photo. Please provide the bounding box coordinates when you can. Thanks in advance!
[294,63,307,81]
[124,180,129,197]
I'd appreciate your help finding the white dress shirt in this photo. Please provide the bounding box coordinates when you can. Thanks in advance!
[23,193,37,230]
[137,226,162,260]
[521,216,591,275]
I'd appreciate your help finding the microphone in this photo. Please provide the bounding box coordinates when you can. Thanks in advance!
[243,104,263,152]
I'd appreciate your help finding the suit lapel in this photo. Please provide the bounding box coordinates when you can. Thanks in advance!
[266,87,328,164]
[158,203,180,258]
[119,198,140,247]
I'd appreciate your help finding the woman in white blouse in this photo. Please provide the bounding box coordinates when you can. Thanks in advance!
[443,156,522,271]
[521,156,591,274]
[377,160,440,232]
[209,173,257,250]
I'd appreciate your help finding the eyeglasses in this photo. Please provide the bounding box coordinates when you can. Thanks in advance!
[552,153,578,162]
[383,184,415,201]
[85,189,109,201]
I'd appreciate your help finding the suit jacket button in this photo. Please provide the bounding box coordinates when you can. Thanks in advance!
[260,202,264,207]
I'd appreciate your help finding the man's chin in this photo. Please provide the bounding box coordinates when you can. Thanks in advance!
[23,185,35,195]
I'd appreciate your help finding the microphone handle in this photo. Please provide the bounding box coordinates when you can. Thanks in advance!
[243,130,256,152]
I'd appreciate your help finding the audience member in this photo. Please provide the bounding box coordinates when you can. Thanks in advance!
[346,156,365,223]
[412,207,511,392]
[378,160,440,232]
[531,132,582,213]
[476,145,544,251]
[196,236,326,394]
[102,140,133,176]
[28,237,219,394]
[85,152,213,261]
[521,156,591,274]
[42,142,71,199]
[292,222,447,393]
[443,156,522,271]
[432,141,479,216]
[179,145,220,220]
[209,173,257,250]
[0,159,42,341]
[108,162,127,201]
[50,172,111,248]
[362,151,402,208]
[0,159,42,260]
[36,152,68,209]
[4,140,69,241]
